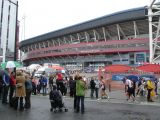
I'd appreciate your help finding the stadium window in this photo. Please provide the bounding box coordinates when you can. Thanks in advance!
[113,60,120,62]
[127,44,136,47]
[122,59,128,61]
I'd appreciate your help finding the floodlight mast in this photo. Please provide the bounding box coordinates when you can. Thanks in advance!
[148,0,160,63]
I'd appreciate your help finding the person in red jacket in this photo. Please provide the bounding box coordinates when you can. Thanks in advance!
[56,72,64,94]
[9,71,16,107]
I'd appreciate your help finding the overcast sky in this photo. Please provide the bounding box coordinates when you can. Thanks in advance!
[18,0,152,41]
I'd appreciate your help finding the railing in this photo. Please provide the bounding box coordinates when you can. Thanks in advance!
[22,38,149,60]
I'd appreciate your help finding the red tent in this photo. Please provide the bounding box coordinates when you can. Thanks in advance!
[105,64,132,73]
[136,64,160,73]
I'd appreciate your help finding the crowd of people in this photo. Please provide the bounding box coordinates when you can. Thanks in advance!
[0,66,110,114]
[1,67,160,114]
[124,76,160,102]
[0,69,32,111]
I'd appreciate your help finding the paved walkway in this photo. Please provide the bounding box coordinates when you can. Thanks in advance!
[83,89,160,106]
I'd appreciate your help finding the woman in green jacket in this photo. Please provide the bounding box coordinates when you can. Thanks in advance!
[76,76,86,114]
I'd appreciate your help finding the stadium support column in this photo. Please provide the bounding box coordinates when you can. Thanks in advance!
[148,6,153,63]
[148,0,156,63]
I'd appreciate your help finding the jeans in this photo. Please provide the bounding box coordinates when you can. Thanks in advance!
[25,89,32,108]
[42,85,47,95]
[2,85,9,103]
[9,85,15,105]
[90,89,95,98]
[15,97,24,110]
[95,88,99,98]
[147,89,152,101]
[0,86,3,100]
[74,95,77,110]
[76,96,84,113]
[56,80,64,95]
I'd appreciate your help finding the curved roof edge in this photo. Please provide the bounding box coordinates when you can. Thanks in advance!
[20,6,147,48]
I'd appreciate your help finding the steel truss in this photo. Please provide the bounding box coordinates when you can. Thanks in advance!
[148,0,160,63]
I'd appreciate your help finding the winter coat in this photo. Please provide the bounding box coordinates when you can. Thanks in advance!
[15,73,26,97]
[25,79,33,90]
[76,80,86,96]
[39,75,47,86]
[3,72,10,86]
[90,79,95,89]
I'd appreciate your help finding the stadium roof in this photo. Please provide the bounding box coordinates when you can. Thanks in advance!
[20,6,147,48]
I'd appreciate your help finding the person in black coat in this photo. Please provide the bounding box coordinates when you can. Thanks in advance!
[73,75,78,112]
[69,76,74,97]
[90,77,96,98]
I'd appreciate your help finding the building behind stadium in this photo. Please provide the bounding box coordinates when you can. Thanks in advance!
[0,0,19,63]
[19,5,160,71]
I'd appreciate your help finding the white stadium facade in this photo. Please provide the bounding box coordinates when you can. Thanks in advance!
[19,3,160,71]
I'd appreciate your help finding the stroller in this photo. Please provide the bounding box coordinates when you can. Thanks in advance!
[49,85,68,113]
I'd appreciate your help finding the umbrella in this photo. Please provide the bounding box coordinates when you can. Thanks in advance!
[1,61,23,69]
[126,75,139,82]
[139,75,156,81]
[27,64,41,70]
[122,75,139,84]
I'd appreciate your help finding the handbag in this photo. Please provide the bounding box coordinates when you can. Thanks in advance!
[16,83,23,88]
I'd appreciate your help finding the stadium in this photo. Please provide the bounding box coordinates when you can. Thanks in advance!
[19,5,160,71]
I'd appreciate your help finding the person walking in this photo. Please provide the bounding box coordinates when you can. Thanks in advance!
[76,76,86,114]
[14,71,26,111]
[125,78,135,101]
[99,76,108,99]
[136,78,145,96]
[146,79,154,102]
